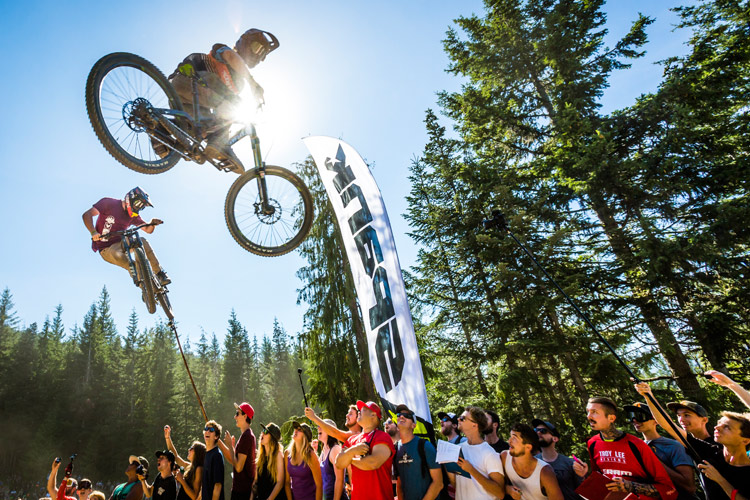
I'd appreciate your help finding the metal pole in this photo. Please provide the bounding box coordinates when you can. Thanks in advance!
[169,320,208,423]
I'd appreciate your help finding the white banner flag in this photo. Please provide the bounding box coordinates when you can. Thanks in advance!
[303,136,432,425]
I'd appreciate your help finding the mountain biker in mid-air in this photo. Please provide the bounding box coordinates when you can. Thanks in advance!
[158,28,280,173]
[82,187,170,286]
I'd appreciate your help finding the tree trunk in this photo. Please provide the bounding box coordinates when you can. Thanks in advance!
[588,192,703,400]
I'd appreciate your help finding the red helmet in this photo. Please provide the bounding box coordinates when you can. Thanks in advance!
[124,186,152,217]
[235,29,279,68]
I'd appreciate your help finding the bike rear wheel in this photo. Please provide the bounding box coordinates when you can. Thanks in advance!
[86,52,184,174]
[225,165,314,256]
[133,247,157,314]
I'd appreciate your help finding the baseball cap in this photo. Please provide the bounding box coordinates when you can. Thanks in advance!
[260,422,281,442]
[395,404,417,423]
[667,400,708,418]
[292,421,313,441]
[437,411,457,424]
[356,400,382,419]
[531,419,560,438]
[155,450,176,464]
[128,455,149,470]
[234,402,255,419]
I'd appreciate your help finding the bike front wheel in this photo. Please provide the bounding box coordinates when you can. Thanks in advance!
[225,165,314,256]
[86,52,183,174]
[133,247,157,314]
[156,286,174,320]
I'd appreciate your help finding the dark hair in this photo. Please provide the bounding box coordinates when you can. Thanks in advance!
[721,411,750,449]
[588,397,618,416]
[205,420,222,441]
[325,434,339,449]
[465,406,489,433]
[484,410,499,435]
[185,441,206,485]
[511,423,540,453]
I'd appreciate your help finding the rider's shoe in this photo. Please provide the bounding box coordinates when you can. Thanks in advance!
[151,137,170,159]
[156,269,171,286]
[204,130,244,174]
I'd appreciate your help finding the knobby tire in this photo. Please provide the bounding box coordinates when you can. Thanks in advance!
[224,165,314,256]
[85,52,183,174]
[133,247,157,314]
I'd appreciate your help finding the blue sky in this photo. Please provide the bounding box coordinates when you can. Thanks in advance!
[0,0,695,345]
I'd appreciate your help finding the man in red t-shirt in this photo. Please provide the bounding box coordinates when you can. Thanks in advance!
[586,396,677,499]
[82,187,169,286]
[334,400,395,500]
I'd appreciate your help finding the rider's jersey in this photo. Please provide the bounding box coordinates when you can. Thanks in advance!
[170,43,244,94]
[91,197,145,252]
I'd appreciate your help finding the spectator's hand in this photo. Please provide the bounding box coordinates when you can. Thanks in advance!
[51,459,61,471]
[348,443,370,457]
[698,461,724,483]
[137,473,146,482]
[150,219,163,226]
[705,370,734,387]
[311,439,319,452]
[506,485,522,500]
[634,381,652,397]
[304,407,317,421]
[606,477,631,492]
[572,457,588,477]
[457,457,477,476]
[224,431,233,449]
[164,425,171,440]
[175,470,184,483]
[91,232,101,241]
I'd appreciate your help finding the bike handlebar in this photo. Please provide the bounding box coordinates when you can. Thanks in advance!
[99,222,161,241]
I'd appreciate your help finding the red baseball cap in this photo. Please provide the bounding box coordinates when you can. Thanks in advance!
[356,400,382,419]
[234,402,255,419]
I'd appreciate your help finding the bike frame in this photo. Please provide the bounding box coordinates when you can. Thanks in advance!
[146,76,275,215]
[112,224,153,288]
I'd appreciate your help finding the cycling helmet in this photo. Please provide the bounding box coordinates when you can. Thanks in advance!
[235,29,279,68]
[124,187,153,218]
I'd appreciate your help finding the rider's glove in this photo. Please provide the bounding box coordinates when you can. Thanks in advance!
[178,62,196,78]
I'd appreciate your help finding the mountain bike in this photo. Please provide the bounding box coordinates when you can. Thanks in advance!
[85,52,313,257]
[104,223,173,319]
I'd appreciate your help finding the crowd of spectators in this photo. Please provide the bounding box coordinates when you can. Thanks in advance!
[27,370,750,500]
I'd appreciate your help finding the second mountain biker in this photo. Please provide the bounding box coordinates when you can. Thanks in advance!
[82,187,170,286]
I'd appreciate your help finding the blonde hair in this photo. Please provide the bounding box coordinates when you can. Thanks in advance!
[257,433,281,483]
[287,432,315,468]
[90,492,106,500]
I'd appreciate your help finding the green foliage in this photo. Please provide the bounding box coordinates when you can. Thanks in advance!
[0,287,307,496]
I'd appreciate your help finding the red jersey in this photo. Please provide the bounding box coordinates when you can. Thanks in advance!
[588,432,677,500]
[344,429,395,500]
[91,197,145,252]
[57,479,76,500]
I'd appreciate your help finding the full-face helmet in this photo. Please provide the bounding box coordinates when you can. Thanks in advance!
[235,29,279,68]
[124,187,153,217]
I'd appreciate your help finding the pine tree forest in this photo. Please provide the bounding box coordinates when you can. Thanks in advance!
[2,0,749,497]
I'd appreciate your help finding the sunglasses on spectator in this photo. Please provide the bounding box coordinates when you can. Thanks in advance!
[204,426,216,432]
[627,412,652,423]
[130,461,139,467]
[534,427,550,434]
[397,412,415,420]
[458,416,474,423]
[235,410,243,417]
[262,428,269,435]
[441,417,451,422]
